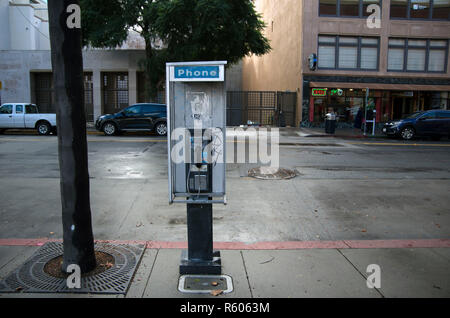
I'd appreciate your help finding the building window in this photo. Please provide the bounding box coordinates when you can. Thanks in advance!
[428,40,448,72]
[388,38,448,72]
[363,0,381,16]
[341,0,360,16]
[410,0,431,18]
[390,0,408,18]
[318,35,379,70]
[319,0,381,17]
[433,0,450,19]
[390,0,450,20]
[431,92,449,109]
[319,0,338,15]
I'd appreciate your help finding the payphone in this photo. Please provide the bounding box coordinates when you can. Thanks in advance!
[166,61,227,274]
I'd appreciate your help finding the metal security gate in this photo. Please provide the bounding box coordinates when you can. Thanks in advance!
[33,72,94,120]
[34,73,55,114]
[102,72,129,115]
[276,91,297,127]
[226,91,297,127]
[84,73,94,121]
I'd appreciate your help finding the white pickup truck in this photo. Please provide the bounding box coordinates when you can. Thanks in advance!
[0,103,57,135]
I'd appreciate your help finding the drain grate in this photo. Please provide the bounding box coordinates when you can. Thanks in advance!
[0,242,145,294]
[178,275,233,294]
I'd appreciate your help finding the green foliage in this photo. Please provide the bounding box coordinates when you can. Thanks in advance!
[155,0,271,64]
[80,0,131,48]
[80,0,271,98]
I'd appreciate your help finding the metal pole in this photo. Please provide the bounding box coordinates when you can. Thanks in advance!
[372,111,376,136]
[180,197,221,275]
[364,88,369,136]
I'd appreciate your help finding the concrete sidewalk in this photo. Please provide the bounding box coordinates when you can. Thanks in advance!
[297,127,386,139]
[1,241,449,298]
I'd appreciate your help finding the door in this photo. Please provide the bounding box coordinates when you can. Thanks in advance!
[392,98,403,120]
[436,111,450,136]
[0,104,14,128]
[141,104,162,130]
[12,104,25,128]
[116,105,143,130]
[24,104,39,128]
[415,112,439,135]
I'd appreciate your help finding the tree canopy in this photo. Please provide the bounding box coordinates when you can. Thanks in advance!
[154,0,271,65]
[80,0,271,98]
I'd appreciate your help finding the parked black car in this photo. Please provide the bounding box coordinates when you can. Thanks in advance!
[95,103,167,136]
[382,110,450,140]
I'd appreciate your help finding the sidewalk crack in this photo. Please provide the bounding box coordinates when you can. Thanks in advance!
[140,248,159,298]
[336,249,385,298]
[240,251,254,298]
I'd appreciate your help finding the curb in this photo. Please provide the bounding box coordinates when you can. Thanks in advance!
[1,238,449,250]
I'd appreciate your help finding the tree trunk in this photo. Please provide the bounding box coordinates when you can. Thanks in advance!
[48,0,96,274]
[145,39,155,102]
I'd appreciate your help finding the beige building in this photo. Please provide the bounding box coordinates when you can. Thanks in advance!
[243,0,450,127]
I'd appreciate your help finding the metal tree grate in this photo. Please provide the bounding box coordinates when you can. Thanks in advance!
[0,242,145,294]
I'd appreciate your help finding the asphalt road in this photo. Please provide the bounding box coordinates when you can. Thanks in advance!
[0,130,449,243]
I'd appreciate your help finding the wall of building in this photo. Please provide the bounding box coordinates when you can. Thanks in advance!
[226,61,243,91]
[0,0,50,50]
[243,0,450,126]
[0,0,11,50]
[302,0,450,79]
[0,50,146,119]
[9,4,38,50]
[242,0,303,124]
[0,50,242,119]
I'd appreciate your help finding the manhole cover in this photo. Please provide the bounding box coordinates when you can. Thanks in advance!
[0,242,145,294]
[248,167,298,180]
[178,275,233,294]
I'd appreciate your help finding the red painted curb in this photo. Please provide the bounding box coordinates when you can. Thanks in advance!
[0,238,449,250]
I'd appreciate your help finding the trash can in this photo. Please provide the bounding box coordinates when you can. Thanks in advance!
[325,109,337,134]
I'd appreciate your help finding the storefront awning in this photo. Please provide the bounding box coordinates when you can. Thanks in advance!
[309,82,450,92]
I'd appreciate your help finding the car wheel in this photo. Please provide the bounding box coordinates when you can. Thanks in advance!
[103,122,117,136]
[155,122,167,136]
[37,121,51,136]
[400,127,415,141]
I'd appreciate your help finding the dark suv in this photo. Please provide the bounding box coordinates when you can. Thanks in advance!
[382,110,450,140]
[95,103,167,136]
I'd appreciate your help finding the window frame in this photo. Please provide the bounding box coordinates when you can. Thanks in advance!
[437,111,450,118]
[318,35,380,71]
[387,38,449,73]
[319,0,383,19]
[123,105,142,115]
[141,104,159,114]
[390,0,450,21]
[0,105,13,114]
[25,104,38,114]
